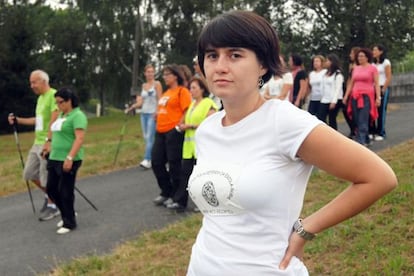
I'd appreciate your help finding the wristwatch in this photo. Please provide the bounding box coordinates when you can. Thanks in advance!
[66,155,73,161]
[293,218,316,240]
[45,137,52,142]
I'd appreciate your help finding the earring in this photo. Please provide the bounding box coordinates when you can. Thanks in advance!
[258,77,264,87]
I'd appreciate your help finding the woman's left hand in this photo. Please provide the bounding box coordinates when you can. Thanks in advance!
[278,232,306,270]
[63,159,73,172]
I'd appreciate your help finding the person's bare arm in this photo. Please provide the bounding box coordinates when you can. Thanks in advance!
[63,129,85,172]
[279,83,292,100]
[279,124,397,269]
[382,64,392,93]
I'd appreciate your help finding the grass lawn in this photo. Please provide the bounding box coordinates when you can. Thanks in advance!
[1,109,412,275]
[0,111,143,197]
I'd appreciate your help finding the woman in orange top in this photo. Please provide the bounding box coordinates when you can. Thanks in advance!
[152,64,192,206]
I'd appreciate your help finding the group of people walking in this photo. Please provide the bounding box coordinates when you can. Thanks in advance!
[126,62,218,212]
[9,70,87,234]
[263,45,392,147]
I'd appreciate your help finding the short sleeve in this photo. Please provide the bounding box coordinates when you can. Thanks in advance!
[49,90,58,113]
[275,101,323,160]
[73,112,88,130]
[282,72,293,84]
[180,87,192,111]
[384,59,391,67]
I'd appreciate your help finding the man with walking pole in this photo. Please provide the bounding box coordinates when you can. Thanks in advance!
[8,69,60,221]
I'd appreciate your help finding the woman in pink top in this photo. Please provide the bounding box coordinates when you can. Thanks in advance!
[343,48,381,146]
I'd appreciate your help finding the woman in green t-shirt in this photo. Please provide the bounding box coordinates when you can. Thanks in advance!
[45,87,87,234]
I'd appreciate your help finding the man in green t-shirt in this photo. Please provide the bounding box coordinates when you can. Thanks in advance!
[8,70,60,221]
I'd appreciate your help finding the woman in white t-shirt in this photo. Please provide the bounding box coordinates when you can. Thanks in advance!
[188,11,397,276]
[263,56,293,101]
[372,44,392,140]
[308,55,327,118]
[319,53,344,129]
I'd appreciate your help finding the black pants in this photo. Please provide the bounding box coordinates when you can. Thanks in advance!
[151,128,184,198]
[319,99,344,130]
[173,158,196,207]
[47,160,82,229]
[343,99,356,136]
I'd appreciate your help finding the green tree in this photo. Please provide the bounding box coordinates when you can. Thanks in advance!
[268,0,414,73]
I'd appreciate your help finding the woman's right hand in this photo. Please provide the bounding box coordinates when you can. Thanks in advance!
[278,231,306,270]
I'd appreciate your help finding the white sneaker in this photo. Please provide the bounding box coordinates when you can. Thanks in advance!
[139,159,151,169]
[57,227,71,234]
[368,134,374,140]
[374,136,384,141]
[57,212,77,228]
[163,198,174,207]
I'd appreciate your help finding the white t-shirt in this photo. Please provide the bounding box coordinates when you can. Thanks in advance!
[267,73,293,100]
[321,72,344,104]
[309,69,327,101]
[373,59,391,86]
[187,100,322,276]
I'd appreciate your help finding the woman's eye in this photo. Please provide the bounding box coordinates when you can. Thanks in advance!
[231,53,242,59]
[206,53,217,59]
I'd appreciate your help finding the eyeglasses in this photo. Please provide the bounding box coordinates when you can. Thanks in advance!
[163,72,173,77]
[56,100,65,104]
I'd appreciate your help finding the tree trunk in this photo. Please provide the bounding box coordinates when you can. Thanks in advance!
[131,4,142,96]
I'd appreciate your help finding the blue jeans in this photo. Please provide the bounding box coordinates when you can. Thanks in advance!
[351,95,370,145]
[140,113,155,161]
[376,87,389,137]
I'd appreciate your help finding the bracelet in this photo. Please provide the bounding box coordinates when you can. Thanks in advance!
[293,218,316,240]
[175,125,182,133]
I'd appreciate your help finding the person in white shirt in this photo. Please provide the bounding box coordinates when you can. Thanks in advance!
[308,55,327,118]
[263,56,293,101]
[187,10,397,276]
[371,44,392,141]
[319,53,345,129]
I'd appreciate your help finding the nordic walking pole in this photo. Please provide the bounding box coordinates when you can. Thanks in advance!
[113,104,130,165]
[74,186,98,211]
[9,113,36,214]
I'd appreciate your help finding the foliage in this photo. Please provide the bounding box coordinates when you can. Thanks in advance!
[0,0,413,133]
[395,50,414,73]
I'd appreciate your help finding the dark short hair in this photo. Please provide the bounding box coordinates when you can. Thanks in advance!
[163,64,185,86]
[189,76,210,98]
[290,54,303,66]
[197,10,281,84]
[55,87,79,107]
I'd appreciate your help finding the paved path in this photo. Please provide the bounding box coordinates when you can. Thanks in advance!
[1,102,413,275]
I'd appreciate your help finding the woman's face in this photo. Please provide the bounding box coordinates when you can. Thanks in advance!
[162,70,178,87]
[144,67,155,81]
[372,46,382,59]
[190,80,204,100]
[56,96,70,113]
[313,57,323,70]
[349,50,356,62]
[357,52,369,65]
[324,58,331,69]
[203,47,266,101]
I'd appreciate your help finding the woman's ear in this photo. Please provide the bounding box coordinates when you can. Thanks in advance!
[260,65,268,77]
